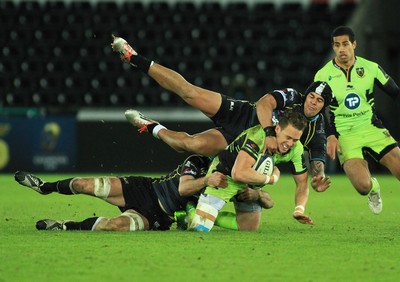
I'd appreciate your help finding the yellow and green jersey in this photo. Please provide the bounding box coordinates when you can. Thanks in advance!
[205,125,306,201]
[315,56,390,135]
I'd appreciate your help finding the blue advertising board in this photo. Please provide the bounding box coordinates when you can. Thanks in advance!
[0,116,76,172]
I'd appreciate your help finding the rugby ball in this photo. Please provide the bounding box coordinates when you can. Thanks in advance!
[253,154,274,176]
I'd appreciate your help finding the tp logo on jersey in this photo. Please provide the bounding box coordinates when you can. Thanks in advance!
[344,93,360,110]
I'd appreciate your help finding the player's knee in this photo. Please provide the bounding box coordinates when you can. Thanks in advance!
[189,202,219,232]
[238,222,260,231]
[389,165,400,180]
[70,178,88,193]
[120,210,147,231]
[97,217,130,231]
[354,179,373,195]
[178,134,200,152]
[187,138,223,157]
[93,177,112,200]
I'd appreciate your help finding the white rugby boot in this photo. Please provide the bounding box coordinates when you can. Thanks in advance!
[125,109,159,133]
[368,178,382,214]
[111,35,137,63]
[14,171,50,195]
[36,219,70,230]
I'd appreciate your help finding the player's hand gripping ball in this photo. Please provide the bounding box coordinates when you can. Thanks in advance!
[251,154,275,188]
[253,154,274,176]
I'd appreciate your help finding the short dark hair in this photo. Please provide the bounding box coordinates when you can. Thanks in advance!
[279,109,307,132]
[331,26,355,44]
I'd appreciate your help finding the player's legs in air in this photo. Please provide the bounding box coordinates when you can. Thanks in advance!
[111,36,222,117]
[125,109,228,156]
[112,36,229,156]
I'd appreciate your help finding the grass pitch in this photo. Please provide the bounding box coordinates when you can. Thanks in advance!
[1,173,399,282]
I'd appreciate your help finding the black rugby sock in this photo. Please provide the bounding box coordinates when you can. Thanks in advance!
[64,217,99,231]
[41,178,74,194]
[131,54,153,73]
[146,123,157,134]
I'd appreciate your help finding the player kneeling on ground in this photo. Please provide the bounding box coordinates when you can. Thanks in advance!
[189,109,308,232]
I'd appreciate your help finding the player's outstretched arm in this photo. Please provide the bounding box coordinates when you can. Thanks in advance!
[310,160,331,192]
[292,172,314,224]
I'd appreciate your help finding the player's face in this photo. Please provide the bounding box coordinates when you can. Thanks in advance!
[303,92,324,118]
[332,35,356,66]
[275,124,303,154]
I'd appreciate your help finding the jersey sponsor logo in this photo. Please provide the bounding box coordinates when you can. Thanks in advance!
[120,177,129,184]
[344,93,360,110]
[229,101,234,111]
[182,167,196,176]
[245,142,259,154]
[245,143,257,150]
[271,112,279,125]
[328,74,341,81]
[383,130,391,137]
[356,67,365,78]
[274,88,295,106]
[184,160,193,167]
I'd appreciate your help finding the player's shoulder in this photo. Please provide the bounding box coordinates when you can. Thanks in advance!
[272,88,300,97]
[315,60,335,80]
[356,56,375,65]
[292,141,305,155]
[355,56,379,70]
[318,59,335,71]
[182,155,210,169]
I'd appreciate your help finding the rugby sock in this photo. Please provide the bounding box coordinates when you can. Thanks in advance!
[130,54,153,73]
[41,178,74,194]
[214,211,238,231]
[152,124,166,139]
[369,177,380,193]
[187,204,196,225]
[64,217,99,231]
[145,123,166,139]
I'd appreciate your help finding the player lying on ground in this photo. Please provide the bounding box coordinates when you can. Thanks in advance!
[111,35,331,224]
[14,155,274,231]
[189,109,308,231]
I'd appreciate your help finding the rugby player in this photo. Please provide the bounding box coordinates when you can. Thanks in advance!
[14,155,273,231]
[111,36,332,224]
[314,26,400,214]
[189,110,307,231]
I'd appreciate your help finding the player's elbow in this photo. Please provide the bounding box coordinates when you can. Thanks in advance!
[231,169,247,183]
[178,187,191,197]
[264,199,275,209]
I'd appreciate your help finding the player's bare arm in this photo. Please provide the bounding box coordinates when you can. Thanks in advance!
[292,172,314,224]
[178,172,227,197]
[236,188,275,209]
[327,135,341,160]
[231,151,278,186]
[310,160,331,192]
[256,94,279,154]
